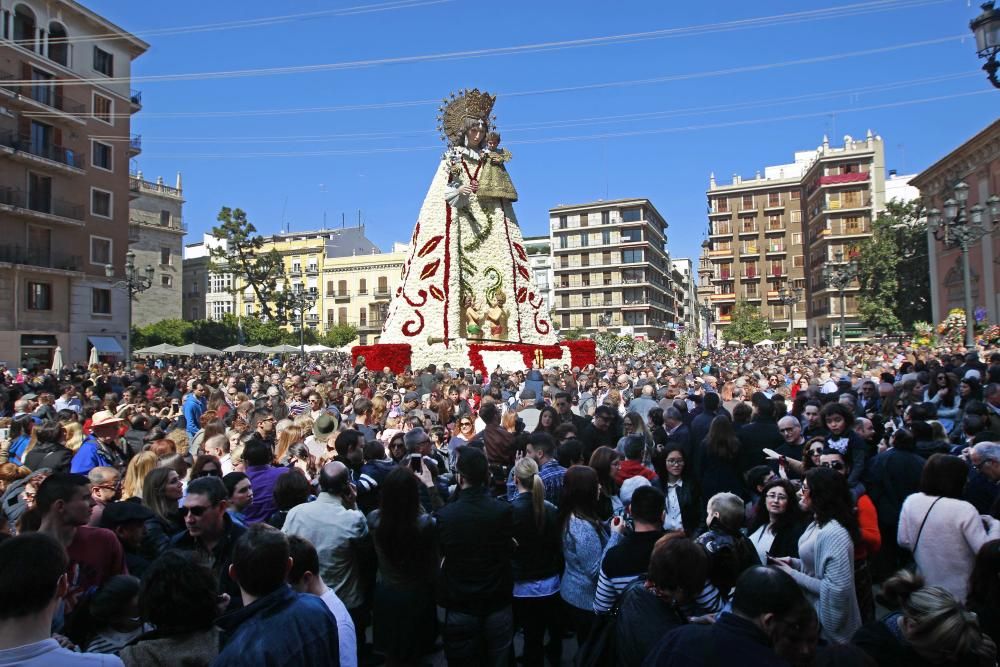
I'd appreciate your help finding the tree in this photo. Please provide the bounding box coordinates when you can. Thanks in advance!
[133,319,192,348]
[188,319,236,350]
[210,207,294,324]
[323,324,359,348]
[284,327,320,346]
[222,314,284,346]
[559,327,588,341]
[857,199,931,334]
[723,301,771,344]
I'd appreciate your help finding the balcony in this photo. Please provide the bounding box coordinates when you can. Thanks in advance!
[128,134,141,156]
[765,222,786,234]
[818,172,869,187]
[0,71,85,116]
[739,246,759,257]
[0,187,84,226]
[0,244,81,272]
[708,248,733,257]
[129,174,182,198]
[769,267,787,278]
[289,268,303,277]
[358,317,385,330]
[738,225,759,236]
[741,271,760,280]
[764,198,785,211]
[766,244,787,255]
[332,291,351,301]
[823,197,871,213]
[373,289,391,300]
[711,273,733,282]
[743,293,762,301]
[0,130,84,171]
[708,208,732,218]
[305,266,319,275]
[711,293,736,302]
[130,89,142,110]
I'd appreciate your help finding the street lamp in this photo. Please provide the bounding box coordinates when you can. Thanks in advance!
[775,285,804,344]
[971,1,1000,89]
[821,251,858,348]
[105,250,154,368]
[286,286,319,356]
[927,182,1000,347]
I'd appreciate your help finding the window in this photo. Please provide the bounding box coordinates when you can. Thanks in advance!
[601,211,610,225]
[91,188,112,218]
[378,276,388,294]
[27,172,51,213]
[559,235,567,249]
[245,304,253,316]
[90,236,111,265]
[358,279,367,295]
[768,192,781,207]
[714,198,729,213]
[160,210,171,227]
[92,94,112,124]
[791,233,802,245]
[741,195,754,210]
[161,275,172,288]
[579,214,589,228]
[93,46,113,76]
[92,141,112,171]
[580,232,588,247]
[601,230,610,245]
[790,190,800,200]
[160,247,171,265]
[338,308,347,325]
[359,309,367,326]
[621,228,641,243]
[560,256,568,268]
[92,288,111,315]
[558,215,567,229]
[622,249,643,263]
[26,282,51,310]
[790,210,801,223]
[793,255,805,268]
[30,68,53,106]
[621,208,642,223]
[338,280,348,296]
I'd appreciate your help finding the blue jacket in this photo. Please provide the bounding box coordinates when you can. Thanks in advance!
[69,435,113,474]
[183,394,205,437]
[214,585,339,667]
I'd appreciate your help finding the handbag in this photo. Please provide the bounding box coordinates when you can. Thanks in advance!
[574,579,645,667]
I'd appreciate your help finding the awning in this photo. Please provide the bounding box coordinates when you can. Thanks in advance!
[88,336,124,356]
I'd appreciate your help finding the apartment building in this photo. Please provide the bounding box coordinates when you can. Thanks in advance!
[670,257,698,336]
[184,226,408,345]
[549,198,675,340]
[522,234,553,317]
[802,132,886,345]
[129,171,184,327]
[704,158,809,343]
[0,1,147,368]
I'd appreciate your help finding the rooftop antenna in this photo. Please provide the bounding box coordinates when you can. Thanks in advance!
[341,212,345,228]
[319,183,328,229]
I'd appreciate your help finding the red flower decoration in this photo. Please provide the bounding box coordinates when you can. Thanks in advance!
[516,287,527,303]
[418,235,444,258]
[429,285,445,301]
[420,260,441,280]
[513,243,527,261]
[516,265,529,280]
[351,344,412,374]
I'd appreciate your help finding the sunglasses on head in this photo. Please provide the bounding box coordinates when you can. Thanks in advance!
[179,505,212,517]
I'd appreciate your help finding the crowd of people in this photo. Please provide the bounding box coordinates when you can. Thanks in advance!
[0,341,998,666]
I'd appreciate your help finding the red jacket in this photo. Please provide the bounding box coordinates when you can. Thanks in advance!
[616,459,658,486]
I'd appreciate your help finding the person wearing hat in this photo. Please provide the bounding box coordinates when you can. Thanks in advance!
[307,413,339,460]
[70,411,127,476]
[100,500,154,578]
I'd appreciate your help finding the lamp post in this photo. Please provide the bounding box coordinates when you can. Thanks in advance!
[971,1,1000,89]
[286,286,319,356]
[822,251,859,348]
[926,182,1000,347]
[775,285,804,345]
[105,250,154,368]
[698,304,713,348]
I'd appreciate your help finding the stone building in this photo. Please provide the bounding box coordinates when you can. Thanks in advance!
[128,171,184,327]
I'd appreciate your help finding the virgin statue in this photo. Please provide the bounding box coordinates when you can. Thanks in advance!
[379,88,556,368]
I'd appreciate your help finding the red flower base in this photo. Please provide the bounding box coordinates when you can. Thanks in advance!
[352,344,412,374]
[467,343,565,376]
[561,340,597,368]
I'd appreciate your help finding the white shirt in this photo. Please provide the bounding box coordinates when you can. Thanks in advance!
[320,588,358,667]
[663,479,684,532]
[749,524,777,564]
[0,639,122,667]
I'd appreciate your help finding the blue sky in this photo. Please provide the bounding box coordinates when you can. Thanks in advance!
[88,0,997,265]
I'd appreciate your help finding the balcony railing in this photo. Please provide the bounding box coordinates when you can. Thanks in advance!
[128,173,182,197]
[373,289,391,299]
[128,134,141,152]
[130,89,142,108]
[0,186,84,221]
[0,71,85,114]
[0,244,81,271]
[0,130,84,169]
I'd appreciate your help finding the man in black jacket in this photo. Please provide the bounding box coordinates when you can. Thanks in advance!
[737,395,782,473]
[435,447,514,666]
[580,405,620,461]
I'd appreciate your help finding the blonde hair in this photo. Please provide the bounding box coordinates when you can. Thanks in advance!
[63,422,83,452]
[370,394,387,426]
[275,425,304,464]
[882,570,997,663]
[514,457,546,531]
[122,450,158,499]
[501,410,518,433]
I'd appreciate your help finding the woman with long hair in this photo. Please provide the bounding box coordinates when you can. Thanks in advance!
[853,570,997,666]
[367,466,439,666]
[966,540,1000,648]
[370,394,387,430]
[748,478,807,562]
[700,415,747,500]
[588,446,622,521]
[63,422,84,452]
[651,442,701,535]
[141,467,185,560]
[122,451,158,500]
[771,466,862,644]
[923,370,960,433]
[274,424,304,465]
[617,411,653,459]
[22,420,73,473]
[558,465,621,645]
[189,455,222,480]
[533,406,559,436]
[5,415,34,466]
[510,457,562,667]
[447,416,476,473]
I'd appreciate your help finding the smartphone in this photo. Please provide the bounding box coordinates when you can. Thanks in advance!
[410,456,423,474]
[0,428,8,441]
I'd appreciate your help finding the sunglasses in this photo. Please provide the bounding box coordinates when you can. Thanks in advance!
[194,469,221,478]
[179,505,213,517]
[820,461,845,471]
[809,448,824,455]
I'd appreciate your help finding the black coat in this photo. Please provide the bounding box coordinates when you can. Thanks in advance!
[659,478,703,537]
[510,492,563,582]
[23,442,73,473]
[866,448,925,527]
[434,486,513,615]
[688,410,723,458]
[736,416,783,473]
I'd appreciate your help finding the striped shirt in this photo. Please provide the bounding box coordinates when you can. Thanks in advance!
[593,530,664,613]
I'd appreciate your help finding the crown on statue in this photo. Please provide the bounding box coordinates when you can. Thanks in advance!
[437,88,497,146]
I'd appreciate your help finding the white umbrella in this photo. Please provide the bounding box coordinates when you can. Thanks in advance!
[264,344,301,354]
[222,344,247,353]
[134,343,177,355]
[166,343,223,357]
[51,346,63,373]
[304,344,335,353]
[754,339,775,347]
[88,345,99,367]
